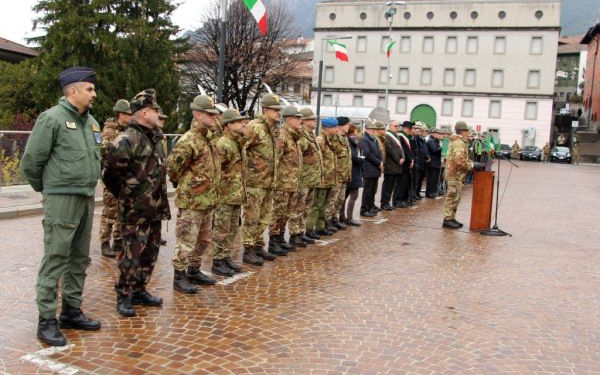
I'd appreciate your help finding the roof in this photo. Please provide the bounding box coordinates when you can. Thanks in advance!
[559,35,585,45]
[0,37,38,57]
[557,35,587,54]
[581,23,600,44]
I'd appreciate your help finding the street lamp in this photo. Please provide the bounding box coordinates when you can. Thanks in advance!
[384,1,406,112]
[315,35,352,134]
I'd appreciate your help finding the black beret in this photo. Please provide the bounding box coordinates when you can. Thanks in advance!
[402,121,414,128]
[58,66,96,88]
[336,116,350,126]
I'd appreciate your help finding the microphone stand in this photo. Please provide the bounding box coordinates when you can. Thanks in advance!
[480,151,518,237]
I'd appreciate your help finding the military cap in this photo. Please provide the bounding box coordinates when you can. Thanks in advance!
[282,105,303,118]
[431,128,443,134]
[130,88,160,114]
[455,120,469,132]
[321,117,338,128]
[375,121,386,130]
[221,108,249,125]
[336,116,350,126]
[299,107,317,120]
[215,103,228,114]
[190,95,219,114]
[401,120,414,128]
[58,66,96,88]
[112,99,132,114]
[365,120,378,129]
[261,94,283,109]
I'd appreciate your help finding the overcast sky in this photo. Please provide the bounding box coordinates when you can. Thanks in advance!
[0,0,213,46]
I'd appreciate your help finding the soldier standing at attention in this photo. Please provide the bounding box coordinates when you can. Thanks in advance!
[213,109,258,272]
[288,108,322,245]
[156,106,169,247]
[99,99,132,258]
[442,121,484,229]
[168,95,220,293]
[241,94,283,259]
[572,143,581,165]
[511,140,521,159]
[326,117,352,229]
[542,142,550,162]
[21,66,102,346]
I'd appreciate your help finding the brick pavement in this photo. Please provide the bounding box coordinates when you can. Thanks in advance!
[0,162,599,374]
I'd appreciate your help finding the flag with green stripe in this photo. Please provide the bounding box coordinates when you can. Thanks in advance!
[243,0,267,36]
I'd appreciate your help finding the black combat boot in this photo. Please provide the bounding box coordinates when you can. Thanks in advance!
[174,269,198,294]
[131,290,163,306]
[451,219,464,228]
[346,218,361,226]
[289,233,307,248]
[116,295,136,317]
[442,219,460,229]
[186,266,216,285]
[326,221,338,232]
[276,234,296,251]
[37,317,67,346]
[212,259,235,277]
[101,242,115,258]
[224,257,243,272]
[254,245,276,261]
[112,239,124,254]
[243,246,265,265]
[58,301,101,330]
[316,228,333,236]
[332,218,347,230]
[268,237,288,256]
[300,233,316,244]
[306,231,321,240]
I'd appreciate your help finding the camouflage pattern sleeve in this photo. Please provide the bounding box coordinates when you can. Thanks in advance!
[102,133,133,198]
[167,134,194,185]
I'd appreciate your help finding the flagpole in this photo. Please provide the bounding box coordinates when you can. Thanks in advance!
[383,1,406,112]
[216,0,228,102]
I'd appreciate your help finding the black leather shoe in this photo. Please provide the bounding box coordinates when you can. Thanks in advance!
[224,258,243,272]
[442,219,461,229]
[255,246,276,261]
[174,269,198,293]
[316,228,333,236]
[243,246,265,265]
[116,295,136,317]
[306,231,321,240]
[333,220,347,230]
[425,193,436,198]
[186,266,216,285]
[301,233,316,244]
[213,259,235,277]
[101,242,115,258]
[451,219,464,228]
[360,211,376,217]
[289,234,307,247]
[131,291,163,306]
[381,204,394,211]
[347,219,361,226]
[394,201,409,209]
[373,205,381,212]
[59,303,101,330]
[37,318,67,346]
[413,195,422,201]
[326,223,338,232]
[160,239,167,246]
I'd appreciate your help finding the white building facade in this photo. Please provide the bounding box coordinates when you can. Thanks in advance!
[312,0,560,147]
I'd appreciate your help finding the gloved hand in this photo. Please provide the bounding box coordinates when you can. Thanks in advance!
[472,162,485,171]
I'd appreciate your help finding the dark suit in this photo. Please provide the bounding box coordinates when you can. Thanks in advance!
[395,132,414,204]
[381,131,404,207]
[426,136,442,195]
[414,136,430,196]
[359,132,382,213]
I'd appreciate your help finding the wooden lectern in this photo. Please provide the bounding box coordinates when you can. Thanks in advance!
[469,171,495,231]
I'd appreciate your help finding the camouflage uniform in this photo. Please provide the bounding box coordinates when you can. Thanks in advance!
[103,119,171,297]
[288,128,323,235]
[326,134,352,221]
[443,135,473,220]
[168,119,218,271]
[208,117,224,146]
[213,131,246,260]
[269,124,302,236]
[99,118,126,244]
[307,133,337,232]
[241,115,277,248]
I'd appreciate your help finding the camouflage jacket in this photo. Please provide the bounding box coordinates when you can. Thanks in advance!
[100,118,127,159]
[215,131,246,205]
[316,133,337,188]
[207,118,224,147]
[102,121,170,225]
[244,115,277,189]
[332,134,352,183]
[445,135,473,181]
[168,120,219,211]
[298,128,323,188]
[274,125,302,192]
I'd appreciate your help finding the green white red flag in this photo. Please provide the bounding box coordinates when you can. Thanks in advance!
[328,40,349,62]
[386,40,396,57]
[243,0,267,36]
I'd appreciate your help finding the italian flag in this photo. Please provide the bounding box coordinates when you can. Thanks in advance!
[386,40,396,57]
[243,0,267,36]
[328,40,349,62]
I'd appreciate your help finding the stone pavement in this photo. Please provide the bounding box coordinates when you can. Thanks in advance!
[0,162,599,374]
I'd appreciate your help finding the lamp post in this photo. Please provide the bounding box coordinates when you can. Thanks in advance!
[383,1,406,112]
[216,0,228,102]
[315,35,352,134]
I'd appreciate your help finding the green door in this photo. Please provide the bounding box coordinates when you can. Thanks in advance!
[410,104,436,129]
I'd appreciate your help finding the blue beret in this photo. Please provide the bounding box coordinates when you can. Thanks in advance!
[321,117,338,128]
[58,66,96,88]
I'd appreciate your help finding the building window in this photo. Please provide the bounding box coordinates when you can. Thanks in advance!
[470,11,479,19]
[535,10,543,19]
[450,11,458,20]
[530,36,543,54]
[492,69,504,88]
[377,96,386,108]
[446,36,458,54]
[423,36,434,53]
[329,13,336,20]
[525,101,538,120]
[427,11,434,19]
[489,100,502,118]
[462,99,474,117]
[360,12,367,20]
[400,36,411,53]
[527,70,541,88]
[396,97,407,114]
[404,11,411,20]
[464,69,476,87]
[466,36,478,54]
[398,67,409,85]
[442,99,453,116]
[357,36,367,52]
[323,94,333,106]
[324,66,334,83]
[379,67,388,84]
[494,36,506,54]
[381,36,390,53]
[421,68,432,85]
[498,10,506,19]
[444,68,456,86]
[354,66,365,83]
[353,95,363,107]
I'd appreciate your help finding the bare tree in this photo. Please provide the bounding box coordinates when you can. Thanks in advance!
[181,0,300,112]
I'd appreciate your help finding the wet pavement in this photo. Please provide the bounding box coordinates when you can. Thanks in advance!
[0,161,599,374]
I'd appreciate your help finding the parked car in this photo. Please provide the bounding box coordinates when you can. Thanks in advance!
[550,146,572,163]
[520,146,542,161]
[498,144,511,159]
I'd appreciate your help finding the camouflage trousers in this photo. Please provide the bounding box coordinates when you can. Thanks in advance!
[115,221,161,296]
[269,190,294,236]
[306,187,331,232]
[213,204,241,260]
[287,187,314,235]
[99,188,121,243]
[172,208,213,272]
[242,187,273,247]
[443,180,464,220]
[325,182,346,221]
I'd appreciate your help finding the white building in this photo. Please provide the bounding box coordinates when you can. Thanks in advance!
[312,0,560,146]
